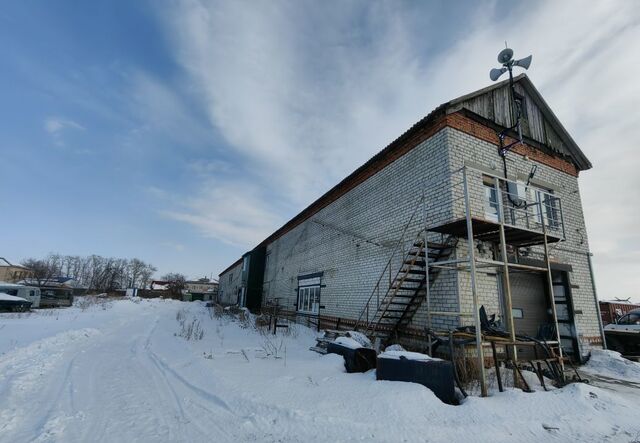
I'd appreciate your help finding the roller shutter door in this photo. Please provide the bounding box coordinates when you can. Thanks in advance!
[510,272,550,337]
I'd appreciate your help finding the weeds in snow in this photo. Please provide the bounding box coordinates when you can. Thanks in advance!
[76,295,114,312]
[258,330,285,360]
[175,309,205,341]
[215,323,224,347]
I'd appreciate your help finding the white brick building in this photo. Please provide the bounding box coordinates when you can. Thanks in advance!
[218,75,604,361]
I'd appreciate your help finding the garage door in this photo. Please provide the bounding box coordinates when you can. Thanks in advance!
[510,271,550,338]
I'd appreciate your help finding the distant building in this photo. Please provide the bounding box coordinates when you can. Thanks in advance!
[600,300,640,325]
[185,278,218,301]
[0,257,33,283]
[150,280,170,291]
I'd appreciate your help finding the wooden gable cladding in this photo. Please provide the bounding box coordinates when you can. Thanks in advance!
[446,75,592,171]
[451,81,571,158]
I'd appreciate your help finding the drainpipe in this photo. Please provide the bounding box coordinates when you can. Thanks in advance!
[587,252,607,350]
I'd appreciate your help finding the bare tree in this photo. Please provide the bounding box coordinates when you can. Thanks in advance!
[127,258,156,289]
[20,258,57,286]
[138,262,157,289]
[161,272,187,297]
[22,253,158,293]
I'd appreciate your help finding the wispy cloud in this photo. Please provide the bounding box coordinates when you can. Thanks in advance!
[44,116,85,146]
[161,179,283,247]
[153,0,640,298]
[44,117,84,134]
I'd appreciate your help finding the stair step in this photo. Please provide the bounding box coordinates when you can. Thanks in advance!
[400,268,433,278]
[403,269,427,274]
[403,259,426,266]
[400,277,424,283]
[392,286,422,291]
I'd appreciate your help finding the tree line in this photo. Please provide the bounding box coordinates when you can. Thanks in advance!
[21,254,158,292]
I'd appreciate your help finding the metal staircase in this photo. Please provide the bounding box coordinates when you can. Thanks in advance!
[356,230,456,344]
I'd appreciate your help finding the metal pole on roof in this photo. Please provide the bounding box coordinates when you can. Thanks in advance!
[462,167,487,397]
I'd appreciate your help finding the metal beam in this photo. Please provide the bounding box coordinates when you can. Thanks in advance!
[463,167,487,397]
[494,177,519,386]
[542,210,565,374]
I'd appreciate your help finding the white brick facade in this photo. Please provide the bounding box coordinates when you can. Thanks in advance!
[219,82,603,359]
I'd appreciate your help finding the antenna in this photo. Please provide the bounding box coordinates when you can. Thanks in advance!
[488,46,533,159]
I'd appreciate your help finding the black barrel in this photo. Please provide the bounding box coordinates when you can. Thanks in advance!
[376,356,456,404]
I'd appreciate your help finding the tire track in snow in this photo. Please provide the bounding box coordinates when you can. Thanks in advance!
[72,314,183,443]
[141,319,245,441]
[0,329,100,443]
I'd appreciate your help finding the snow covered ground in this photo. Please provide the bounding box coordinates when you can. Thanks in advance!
[1,298,639,443]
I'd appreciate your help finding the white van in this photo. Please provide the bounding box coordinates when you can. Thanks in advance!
[0,282,41,308]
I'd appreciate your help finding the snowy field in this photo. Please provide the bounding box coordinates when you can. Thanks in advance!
[0,298,639,443]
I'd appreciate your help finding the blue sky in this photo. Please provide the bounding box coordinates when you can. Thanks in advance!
[1,1,639,299]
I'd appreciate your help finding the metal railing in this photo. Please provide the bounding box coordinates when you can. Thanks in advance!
[353,196,424,331]
[489,174,566,240]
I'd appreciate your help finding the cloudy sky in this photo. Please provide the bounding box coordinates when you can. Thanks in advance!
[0,0,638,299]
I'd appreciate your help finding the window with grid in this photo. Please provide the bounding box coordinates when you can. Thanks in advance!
[528,187,557,228]
[297,285,320,314]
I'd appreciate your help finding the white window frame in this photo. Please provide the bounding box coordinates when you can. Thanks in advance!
[297,286,320,314]
[528,186,555,227]
[483,181,499,222]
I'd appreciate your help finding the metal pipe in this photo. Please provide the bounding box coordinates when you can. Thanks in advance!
[587,252,607,350]
[494,177,519,370]
[462,167,487,397]
[422,188,433,355]
[541,207,565,374]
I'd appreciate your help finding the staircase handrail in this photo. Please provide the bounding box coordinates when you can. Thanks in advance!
[354,196,424,330]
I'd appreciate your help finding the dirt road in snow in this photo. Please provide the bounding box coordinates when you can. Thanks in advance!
[1,299,639,443]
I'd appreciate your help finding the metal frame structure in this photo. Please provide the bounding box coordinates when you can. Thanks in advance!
[354,165,568,397]
[423,165,566,396]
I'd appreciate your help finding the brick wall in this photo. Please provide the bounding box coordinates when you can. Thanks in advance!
[446,127,602,356]
[262,129,459,330]
[222,109,601,357]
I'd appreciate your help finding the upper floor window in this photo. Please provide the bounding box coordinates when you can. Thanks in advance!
[527,186,557,228]
[483,176,499,222]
